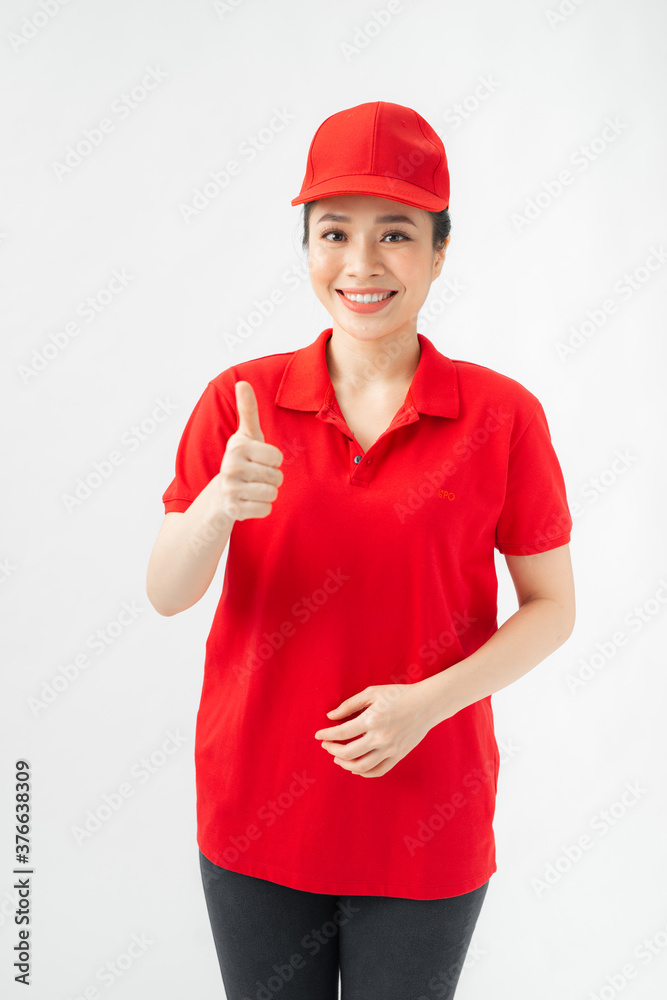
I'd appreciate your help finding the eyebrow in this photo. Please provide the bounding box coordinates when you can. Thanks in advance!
[315,212,418,227]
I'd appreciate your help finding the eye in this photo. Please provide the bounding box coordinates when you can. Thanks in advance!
[382,231,411,243]
[319,228,412,243]
[320,228,345,242]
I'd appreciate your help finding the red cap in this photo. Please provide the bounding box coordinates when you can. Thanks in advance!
[290,101,449,212]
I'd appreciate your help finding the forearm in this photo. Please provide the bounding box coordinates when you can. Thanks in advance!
[419,598,575,728]
[146,474,235,617]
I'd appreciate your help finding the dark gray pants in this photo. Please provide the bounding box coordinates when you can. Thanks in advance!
[199,848,489,999]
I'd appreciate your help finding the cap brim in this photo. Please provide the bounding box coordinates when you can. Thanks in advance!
[290,173,448,212]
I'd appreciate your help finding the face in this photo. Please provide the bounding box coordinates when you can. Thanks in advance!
[307,194,449,344]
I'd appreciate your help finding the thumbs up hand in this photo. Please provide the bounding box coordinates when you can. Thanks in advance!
[217,381,284,522]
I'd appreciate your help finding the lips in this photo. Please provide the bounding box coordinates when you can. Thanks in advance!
[336,289,398,301]
[335,288,399,314]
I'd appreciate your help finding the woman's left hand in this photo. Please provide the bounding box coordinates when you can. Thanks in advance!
[313,683,435,778]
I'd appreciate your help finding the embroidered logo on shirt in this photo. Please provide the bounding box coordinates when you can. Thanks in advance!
[437,489,456,501]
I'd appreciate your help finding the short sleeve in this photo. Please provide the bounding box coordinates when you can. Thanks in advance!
[162,380,238,514]
[495,399,573,556]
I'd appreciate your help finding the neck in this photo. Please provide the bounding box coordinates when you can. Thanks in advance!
[325,325,421,392]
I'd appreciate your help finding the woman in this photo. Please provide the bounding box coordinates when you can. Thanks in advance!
[147,101,576,999]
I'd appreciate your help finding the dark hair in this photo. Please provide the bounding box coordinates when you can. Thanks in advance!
[300,200,451,253]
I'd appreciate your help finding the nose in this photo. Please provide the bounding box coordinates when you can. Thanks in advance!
[342,237,386,278]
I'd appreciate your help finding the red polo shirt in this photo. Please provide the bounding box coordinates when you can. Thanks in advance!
[161,327,573,899]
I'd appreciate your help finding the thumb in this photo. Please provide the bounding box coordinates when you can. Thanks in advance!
[235,381,265,443]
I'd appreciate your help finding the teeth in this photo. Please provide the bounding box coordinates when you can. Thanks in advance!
[342,291,394,303]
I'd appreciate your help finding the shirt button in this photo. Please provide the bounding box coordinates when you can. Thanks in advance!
[354,455,362,464]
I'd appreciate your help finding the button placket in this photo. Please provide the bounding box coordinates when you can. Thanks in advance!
[319,390,421,485]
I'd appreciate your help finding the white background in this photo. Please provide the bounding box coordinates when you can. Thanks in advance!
[2,0,666,997]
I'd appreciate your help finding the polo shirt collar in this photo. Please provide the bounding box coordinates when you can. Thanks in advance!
[275,327,459,419]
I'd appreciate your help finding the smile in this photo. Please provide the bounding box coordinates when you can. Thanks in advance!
[336,289,398,313]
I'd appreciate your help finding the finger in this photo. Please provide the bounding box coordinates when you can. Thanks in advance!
[238,437,284,473]
[235,380,264,442]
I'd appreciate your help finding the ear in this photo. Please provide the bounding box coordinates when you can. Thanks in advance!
[432,234,450,281]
